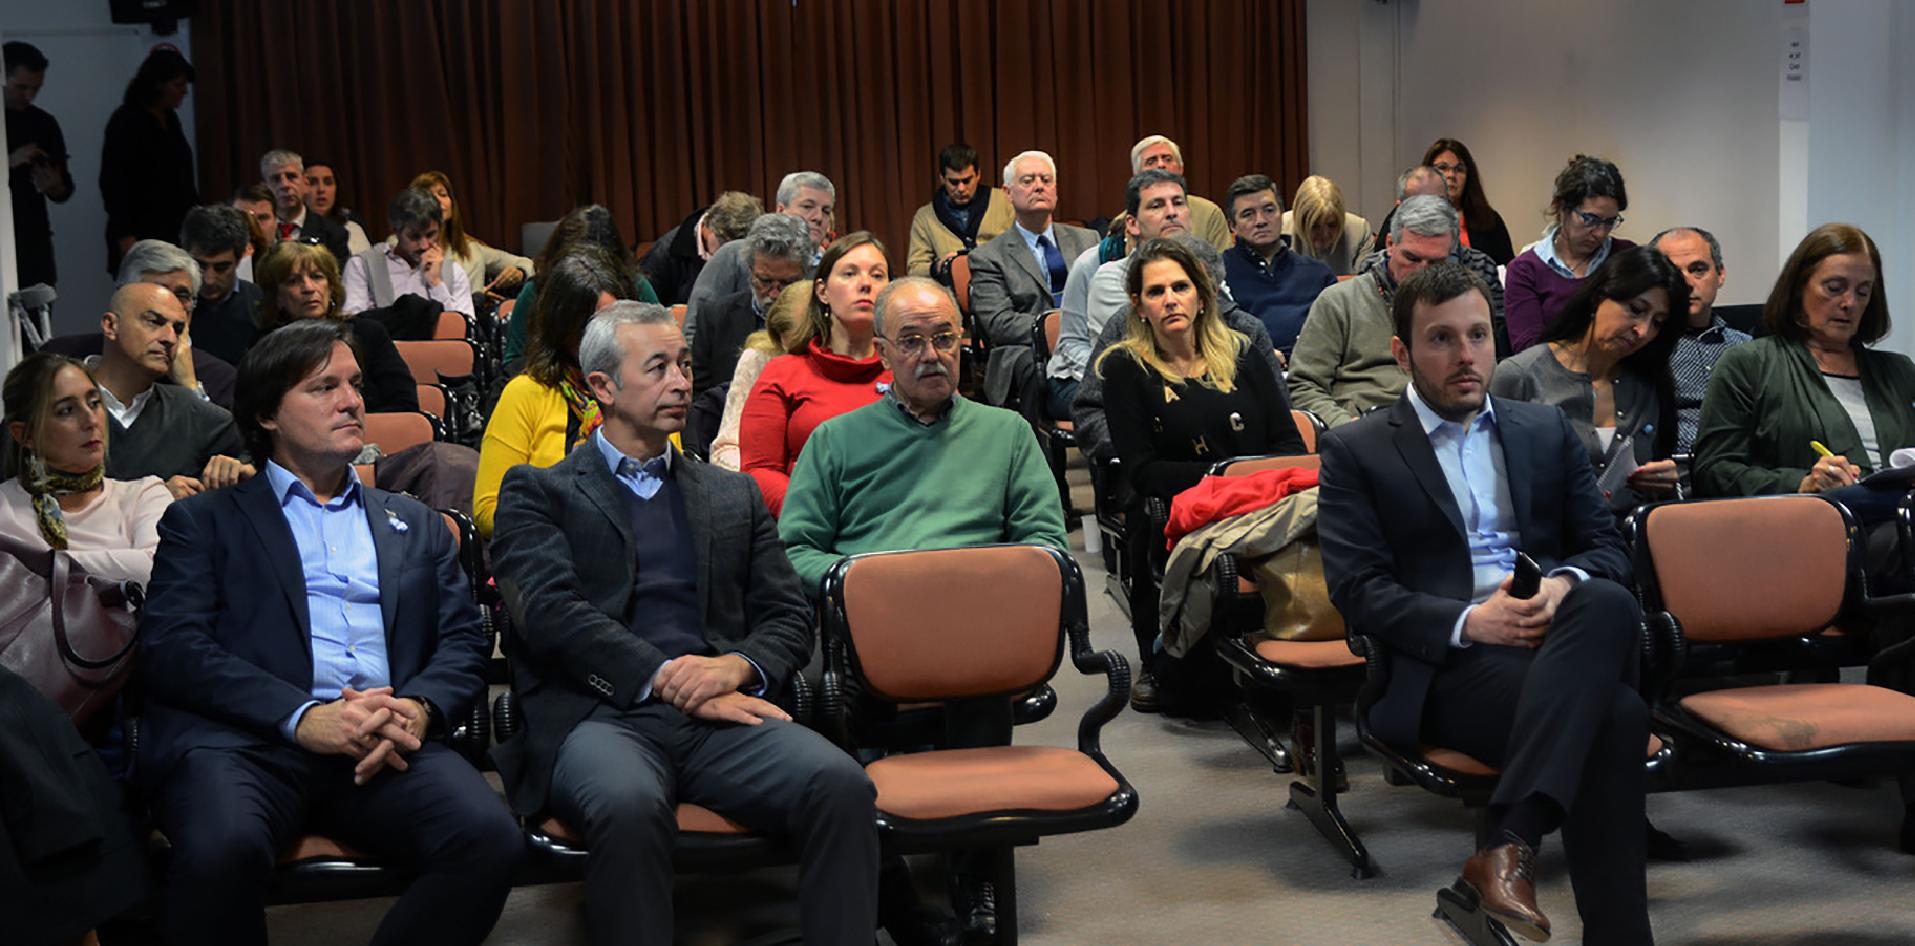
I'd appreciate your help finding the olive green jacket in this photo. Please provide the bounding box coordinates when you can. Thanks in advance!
[1694,334,1915,496]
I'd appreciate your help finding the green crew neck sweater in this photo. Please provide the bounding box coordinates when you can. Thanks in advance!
[779,394,1069,592]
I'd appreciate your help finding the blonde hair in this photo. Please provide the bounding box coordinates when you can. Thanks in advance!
[1094,238,1243,393]
[744,279,817,356]
[1290,175,1348,261]
[254,240,345,329]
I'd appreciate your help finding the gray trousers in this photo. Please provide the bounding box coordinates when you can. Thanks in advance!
[549,701,880,945]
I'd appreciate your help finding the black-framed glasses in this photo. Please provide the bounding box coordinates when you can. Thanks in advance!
[892,332,960,356]
[1571,209,1624,232]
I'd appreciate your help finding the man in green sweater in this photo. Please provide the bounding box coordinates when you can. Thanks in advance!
[1286,194,1457,427]
[781,277,1067,593]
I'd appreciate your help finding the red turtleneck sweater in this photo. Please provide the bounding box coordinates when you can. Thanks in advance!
[739,338,891,515]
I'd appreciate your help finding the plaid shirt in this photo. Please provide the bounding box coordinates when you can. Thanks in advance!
[1671,314,1752,453]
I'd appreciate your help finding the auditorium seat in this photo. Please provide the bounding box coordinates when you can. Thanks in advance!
[394,338,478,387]
[362,410,442,455]
[1291,408,1324,454]
[432,309,472,341]
[1030,309,1077,522]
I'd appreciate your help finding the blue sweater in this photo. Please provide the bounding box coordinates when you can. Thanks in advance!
[1223,240,1337,356]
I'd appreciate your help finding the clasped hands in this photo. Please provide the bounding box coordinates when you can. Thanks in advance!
[295,686,429,785]
[652,654,790,726]
[1462,574,1575,648]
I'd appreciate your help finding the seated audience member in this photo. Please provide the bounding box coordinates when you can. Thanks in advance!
[1074,233,1283,464]
[1219,173,1336,360]
[410,170,534,300]
[1122,135,1232,251]
[709,281,811,472]
[342,186,475,319]
[2,353,171,585]
[1505,154,1635,353]
[259,148,352,263]
[258,240,419,413]
[303,158,372,254]
[82,284,248,498]
[489,302,877,946]
[1097,237,1306,710]
[1048,169,1191,420]
[232,182,275,275]
[1651,226,1749,454]
[40,239,239,409]
[739,232,891,515]
[138,318,522,945]
[1491,246,1688,513]
[969,150,1097,406]
[908,142,1015,281]
[1352,169,1508,355]
[640,189,763,306]
[473,250,634,536]
[690,213,809,398]
[1425,137,1516,265]
[1367,165,1449,256]
[1282,175,1372,276]
[1317,261,1652,945]
[1288,194,1457,427]
[505,205,661,366]
[179,204,265,366]
[685,171,834,340]
[1695,223,1911,499]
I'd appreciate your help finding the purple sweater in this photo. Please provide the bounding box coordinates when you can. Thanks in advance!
[1503,236,1637,353]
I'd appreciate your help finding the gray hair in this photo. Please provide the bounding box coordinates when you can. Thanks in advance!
[1391,194,1461,243]
[1170,232,1228,296]
[578,301,676,388]
[742,213,811,269]
[776,171,835,208]
[872,276,956,338]
[1129,134,1184,173]
[179,204,251,257]
[1397,165,1445,201]
[116,239,202,296]
[1000,150,1057,187]
[258,149,303,180]
[388,187,443,233]
[1650,226,1725,269]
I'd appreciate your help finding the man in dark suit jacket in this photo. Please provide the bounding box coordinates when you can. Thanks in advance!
[1316,263,1651,945]
[490,300,878,946]
[688,212,809,398]
[967,150,1098,406]
[261,149,352,265]
[136,319,522,945]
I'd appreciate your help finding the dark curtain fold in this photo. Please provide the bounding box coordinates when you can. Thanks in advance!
[193,0,1308,258]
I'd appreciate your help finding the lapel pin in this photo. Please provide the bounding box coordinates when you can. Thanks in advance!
[386,510,408,533]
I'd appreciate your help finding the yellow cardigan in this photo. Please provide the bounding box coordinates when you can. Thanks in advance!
[473,374,679,536]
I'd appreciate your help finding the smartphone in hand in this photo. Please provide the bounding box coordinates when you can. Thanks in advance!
[1509,552,1543,600]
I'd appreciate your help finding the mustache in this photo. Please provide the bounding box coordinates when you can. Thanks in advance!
[914,363,951,380]
[1447,371,1482,384]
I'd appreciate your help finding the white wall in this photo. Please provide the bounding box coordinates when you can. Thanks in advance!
[1307,0,1915,356]
[0,4,194,339]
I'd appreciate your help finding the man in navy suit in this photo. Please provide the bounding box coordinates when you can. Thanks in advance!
[136,319,521,945]
[1316,263,1651,944]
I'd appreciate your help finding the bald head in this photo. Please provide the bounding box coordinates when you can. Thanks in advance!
[1399,166,1447,203]
[103,283,190,381]
[873,277,958,338]
[873,277,962,414]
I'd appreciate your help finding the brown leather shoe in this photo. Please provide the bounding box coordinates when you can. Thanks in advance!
[1462,835,1551,942]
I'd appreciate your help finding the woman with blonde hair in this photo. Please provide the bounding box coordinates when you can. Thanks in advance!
[708,280,811,471]
[254,240,418,413]
[409,169,534,298]
[1282,175,1373,276]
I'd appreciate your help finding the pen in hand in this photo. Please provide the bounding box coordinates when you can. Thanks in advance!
[1807,440,1861,489]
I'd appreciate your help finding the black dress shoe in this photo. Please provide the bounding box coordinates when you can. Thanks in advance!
[882,912,962,946]
[1645,818,1689,861]
[953,877,996,944]
[1129,669,1162,713]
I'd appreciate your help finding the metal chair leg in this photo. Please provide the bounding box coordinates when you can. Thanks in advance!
[993,846,1019,946]
[1286,702,1373,878]
[1435,879,1519,946]
[1223,698,1294,773]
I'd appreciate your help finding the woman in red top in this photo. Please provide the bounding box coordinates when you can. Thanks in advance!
[740,231,891,514]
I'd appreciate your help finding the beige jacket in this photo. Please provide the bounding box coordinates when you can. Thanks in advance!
[1160,488,1340,656]
[906,188,1017,276]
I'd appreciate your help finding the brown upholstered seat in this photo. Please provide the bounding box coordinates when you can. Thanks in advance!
[537,803,755,847]
[394,339,476,387]
[363,411,437,455]
[1215,453,1321,476]
[866,746,1120,821]
[279,835,365,864]
[1252,637,1363,669]
[1420,735,1667,779]
[1052,418,1074,432]
[1678,684,1915,751]
[1644,497,1848,643]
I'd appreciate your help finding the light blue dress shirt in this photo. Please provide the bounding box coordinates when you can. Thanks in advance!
[590,431,764,700]
[1530,224,1616,279]
[272,462,391,740]
[1013,219,1060,286]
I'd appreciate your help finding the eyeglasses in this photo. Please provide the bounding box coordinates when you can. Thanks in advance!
[1570,209,1625,232]
[891,332,960,356]
[748,269,798,294]
[1431,162,1467,176]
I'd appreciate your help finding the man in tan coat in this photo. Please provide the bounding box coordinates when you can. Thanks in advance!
[906,143,1015,282]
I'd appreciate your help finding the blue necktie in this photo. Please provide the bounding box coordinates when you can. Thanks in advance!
[1036,233,1067,306]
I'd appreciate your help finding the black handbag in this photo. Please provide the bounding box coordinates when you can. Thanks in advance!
[0,533,143,726]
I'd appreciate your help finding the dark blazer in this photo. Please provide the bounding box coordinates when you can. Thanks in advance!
[690,288,760,398]
[1315,394,1630,753]
[968,222,1098,405]
[299,212,354,268]
[488,443,813,816]
[134,472,490,784]
[344,317,421,413]
[639,207,707,306]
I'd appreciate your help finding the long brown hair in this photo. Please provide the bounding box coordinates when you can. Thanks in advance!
[1762,223,1890,346]
[409,170,472,257]
[1421,137,1499,227]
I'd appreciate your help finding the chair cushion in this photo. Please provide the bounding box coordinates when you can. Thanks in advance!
[867,746,1120,820]
[538,803,753,846]
[1420,735,1665,778]
[280,835,365,863]
[1252,638,1363,669]
[1678,683,1915,751]
[1052,419,1074,433]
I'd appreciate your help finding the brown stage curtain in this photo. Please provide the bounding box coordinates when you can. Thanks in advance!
[193,1,1308,260]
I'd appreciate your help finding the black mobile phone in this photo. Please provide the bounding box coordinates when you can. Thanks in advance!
[1510,552,1543,600]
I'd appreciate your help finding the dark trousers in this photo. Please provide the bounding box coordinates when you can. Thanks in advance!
[549,702,880,946]
[153,741,523,946]
[1420,578,1653,946]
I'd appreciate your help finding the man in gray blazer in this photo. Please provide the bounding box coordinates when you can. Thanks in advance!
[489,301,879,946]
[966,150,1098,407]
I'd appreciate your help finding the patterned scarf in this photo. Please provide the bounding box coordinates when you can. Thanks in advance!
[21,454,105,551]
[558,374,603,441]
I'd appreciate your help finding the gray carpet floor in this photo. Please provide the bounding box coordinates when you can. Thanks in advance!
[268,467,1915,945]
